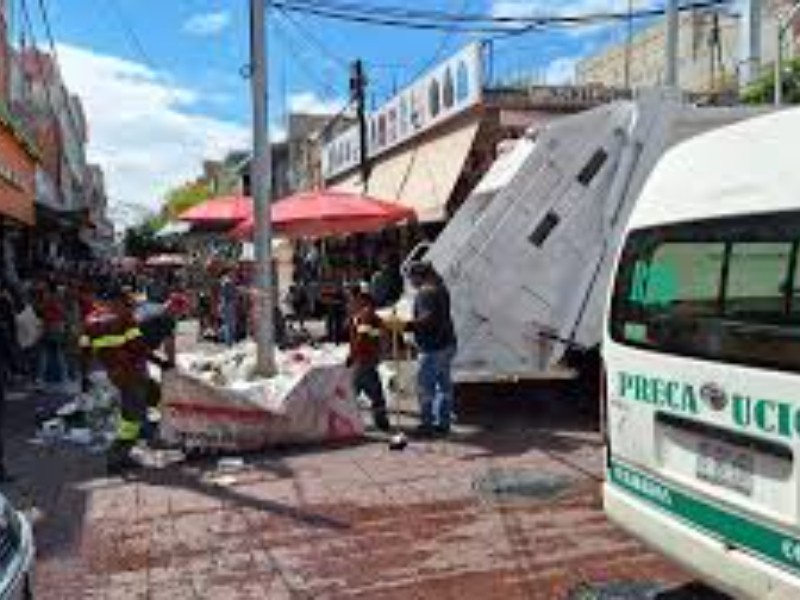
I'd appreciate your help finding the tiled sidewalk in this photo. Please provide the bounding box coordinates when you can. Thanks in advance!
[0,383,705,600]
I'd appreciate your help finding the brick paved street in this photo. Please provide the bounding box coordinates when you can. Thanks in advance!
[1,374,723,599]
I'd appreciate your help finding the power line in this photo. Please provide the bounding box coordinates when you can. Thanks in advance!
[277,8,351,70]
[106,0,159,72]
[18,0,85,151]
[272,12,344,100]
[34,0,86,143]
[273,0,735,32]
[407,0,474,84]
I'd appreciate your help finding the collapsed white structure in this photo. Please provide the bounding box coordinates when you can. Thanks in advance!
[422,90,768,382]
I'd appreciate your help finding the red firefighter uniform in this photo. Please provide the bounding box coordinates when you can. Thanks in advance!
[82,302,152,469]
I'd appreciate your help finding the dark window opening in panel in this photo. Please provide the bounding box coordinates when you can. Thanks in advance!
[577,149,608,186]
[529,211,560,247]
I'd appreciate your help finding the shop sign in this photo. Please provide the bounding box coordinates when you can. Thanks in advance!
[526,85,631,108]
[323,43,483,180]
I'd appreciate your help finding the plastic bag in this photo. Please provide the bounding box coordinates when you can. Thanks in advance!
[15,305,42,349]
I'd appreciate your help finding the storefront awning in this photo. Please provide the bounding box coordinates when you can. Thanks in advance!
[331,121,480,222]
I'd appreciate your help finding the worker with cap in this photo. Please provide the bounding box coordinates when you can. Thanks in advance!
[346,285,390,432]
[81,281,174,473]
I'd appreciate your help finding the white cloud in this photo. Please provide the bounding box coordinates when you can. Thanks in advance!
[182,11,231,36]
[545,57,579,84]
[288,92,346,115]
[492,0,660,37]
[56,43,249,224]
[493,0,659,18]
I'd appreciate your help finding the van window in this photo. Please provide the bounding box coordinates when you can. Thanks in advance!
[611,212,800,373]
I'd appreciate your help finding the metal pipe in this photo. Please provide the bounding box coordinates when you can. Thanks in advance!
[250,0,276,376]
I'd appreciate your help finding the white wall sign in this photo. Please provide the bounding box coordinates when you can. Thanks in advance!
[323,43,483,180]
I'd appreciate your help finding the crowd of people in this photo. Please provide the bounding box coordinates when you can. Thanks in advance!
[0,264,189,476]
[0,250,459,478]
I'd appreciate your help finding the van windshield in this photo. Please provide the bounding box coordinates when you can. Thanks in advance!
[610,212,800,373]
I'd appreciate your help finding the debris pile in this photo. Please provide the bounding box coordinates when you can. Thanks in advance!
[161,342,364,453]
[35,372,119,452]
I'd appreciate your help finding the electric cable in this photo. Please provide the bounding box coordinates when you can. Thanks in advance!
[106,0,160,73]
[273,12,344,99]
[273,0,734,33]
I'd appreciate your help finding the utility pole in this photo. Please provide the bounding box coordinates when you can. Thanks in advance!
[665,0,679,87]
[624,0,633,90]
[350,59,370,192]
[745,0,763,87]
[250,0,276,377]
[775,1,800,106]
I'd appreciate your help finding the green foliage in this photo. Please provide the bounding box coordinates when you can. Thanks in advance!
[163,181,214,220]
[124,214,168,257]
[742,58,800,105]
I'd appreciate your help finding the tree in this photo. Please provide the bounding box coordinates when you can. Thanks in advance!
[742,58,800,105]
[123,214,168,258]
[162,181,214,220]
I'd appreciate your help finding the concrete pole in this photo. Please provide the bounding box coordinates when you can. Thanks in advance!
[665,0,679,87]
[747,0,762,85]
[776,21,784,105]
[250,0,276,376]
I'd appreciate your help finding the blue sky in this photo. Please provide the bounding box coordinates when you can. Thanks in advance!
[25,0,656,222]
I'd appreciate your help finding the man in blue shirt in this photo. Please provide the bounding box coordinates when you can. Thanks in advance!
[404,262,457,437]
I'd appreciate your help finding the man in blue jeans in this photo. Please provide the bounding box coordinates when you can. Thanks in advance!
[404,262,457,437]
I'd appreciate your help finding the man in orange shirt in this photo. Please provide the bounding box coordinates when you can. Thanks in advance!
[347,289,389,432]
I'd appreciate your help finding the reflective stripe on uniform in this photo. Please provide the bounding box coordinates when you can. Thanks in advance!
[91,334,129,349]
[116,417,140,442]
[90,327,142,349]
[356,325,382,338]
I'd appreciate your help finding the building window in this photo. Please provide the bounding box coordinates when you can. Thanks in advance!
[443,67,455,109]
[456,61,470,102]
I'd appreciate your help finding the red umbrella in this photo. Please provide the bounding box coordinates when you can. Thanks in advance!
[232,189,415,239]
[178,195,253,224]
[145,253,187,268]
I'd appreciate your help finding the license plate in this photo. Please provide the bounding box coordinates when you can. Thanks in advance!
[696,441,754,496]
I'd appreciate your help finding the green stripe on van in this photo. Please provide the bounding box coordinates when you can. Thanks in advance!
[609,459,800,576]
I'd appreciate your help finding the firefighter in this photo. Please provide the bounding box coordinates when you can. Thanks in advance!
[81,282,173,474]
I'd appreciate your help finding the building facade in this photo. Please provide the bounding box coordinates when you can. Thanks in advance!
[4,42,111,263]
[324,44,624,224]
[576,2,799,95]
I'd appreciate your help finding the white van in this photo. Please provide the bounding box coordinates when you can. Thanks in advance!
[603,107,800,599]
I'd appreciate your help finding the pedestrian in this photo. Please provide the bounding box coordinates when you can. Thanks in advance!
[0,282,17,481]
[321,278,347,344]
[219,274,239,346]
[370,254,404,308]
[63,281,84,385]
[37,280,68,390]
[402,262,458,437]
[347,288,390,431]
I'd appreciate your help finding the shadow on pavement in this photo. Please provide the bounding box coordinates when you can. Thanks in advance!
[1,388,104,563]
[129,454,351,531]
[656,582,732,599]
[448,380,601,463]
